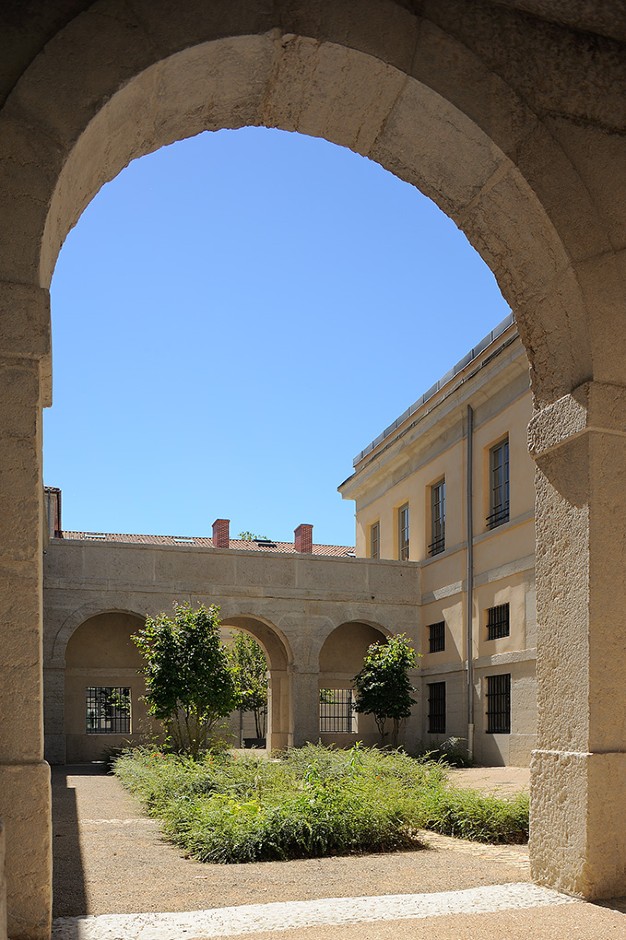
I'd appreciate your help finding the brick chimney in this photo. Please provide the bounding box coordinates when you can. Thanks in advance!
[212,518,230,548]
[294,524,313,553]
[44,486,62,539]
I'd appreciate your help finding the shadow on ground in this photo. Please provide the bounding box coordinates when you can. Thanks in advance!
[52,765,100,917]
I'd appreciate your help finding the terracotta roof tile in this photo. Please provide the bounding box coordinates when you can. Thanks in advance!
[59,531,355,557]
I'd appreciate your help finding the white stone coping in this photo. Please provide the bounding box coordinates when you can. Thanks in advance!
[52,883,575,939]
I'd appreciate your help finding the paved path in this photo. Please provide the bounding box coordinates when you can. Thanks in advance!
[52,765,625,940]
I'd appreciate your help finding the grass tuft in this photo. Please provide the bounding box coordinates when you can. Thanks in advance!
[114,744,528,863]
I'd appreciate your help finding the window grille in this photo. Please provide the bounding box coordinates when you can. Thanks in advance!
[487,437,509,528]
[370,521,380,559]
[398,504,410,560]
[428,621,446,653]
[86,686,131,734]
[487,603,510,640]
[486,674,511,734]
[427,682,446,734]
[319,689,357,733]
[428,479,446,555]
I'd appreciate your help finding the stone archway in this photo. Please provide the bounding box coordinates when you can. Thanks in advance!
[44,605,151,766]
[318,621,391,748]
[0,3,624,935]
[62,611,149,764]
[219,613,293,751]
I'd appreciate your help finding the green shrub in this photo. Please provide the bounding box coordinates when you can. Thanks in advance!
[114,744,528,863]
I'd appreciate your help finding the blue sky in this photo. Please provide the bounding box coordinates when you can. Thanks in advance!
[44,127,510,546]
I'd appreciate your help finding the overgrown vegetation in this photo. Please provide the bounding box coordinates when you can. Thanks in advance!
[114,744,528,864]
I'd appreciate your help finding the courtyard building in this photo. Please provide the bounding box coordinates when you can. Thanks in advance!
[0,3,624,935]
[43,314,536,768]
[340,312,536,766]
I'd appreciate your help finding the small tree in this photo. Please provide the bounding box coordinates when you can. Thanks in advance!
[229,632,269,739]
[353,634,418,748]
[132,603,238,758]
[239,531,270,541]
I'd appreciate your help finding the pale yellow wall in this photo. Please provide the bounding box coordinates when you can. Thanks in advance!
[346,334,537,764]
[473,391,535,537]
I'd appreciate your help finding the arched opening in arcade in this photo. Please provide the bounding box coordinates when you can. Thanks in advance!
[63,611,149,763]
[219,614,292,751]
[318,621,390,747]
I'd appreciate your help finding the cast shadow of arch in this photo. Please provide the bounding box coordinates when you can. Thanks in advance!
[52,766,90,921]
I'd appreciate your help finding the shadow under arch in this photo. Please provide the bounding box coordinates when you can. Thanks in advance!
[62,610,150,764]
[318,620,391,748]
[49,602,152,669]
[220,612,293,751]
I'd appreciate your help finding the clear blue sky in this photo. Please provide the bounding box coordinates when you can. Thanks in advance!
[44,127,509,546]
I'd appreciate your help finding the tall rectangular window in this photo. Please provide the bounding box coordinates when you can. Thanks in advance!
[487,603,510,640]
[486,674,511,734]
[398,503,410,560]
[429,479,446,556]
[487,437,509,528]
[428,682,446,734]
[319,689,357,733]
[86,687,131,734]
[428,621,445,653]
[369,521,380,559]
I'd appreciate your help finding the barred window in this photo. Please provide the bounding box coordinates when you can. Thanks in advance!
[429,479,445,556]
[370,521,380,560]
[427,682,446,734]
[319,689,357,733]
[487,603,510,640]
[486,674,511,734]
[487,437,509,528]
[398,504,410,561]
[428,621,445,653]
[86,686,131,734]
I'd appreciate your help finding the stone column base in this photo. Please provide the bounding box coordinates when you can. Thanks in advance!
[530,748,626,899]
[0,762,51,940]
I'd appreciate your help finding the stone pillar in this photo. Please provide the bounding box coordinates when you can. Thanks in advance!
[290,669,321,747]
[0,282,52,939]
[268,669,290,751]
[528,382,626,899]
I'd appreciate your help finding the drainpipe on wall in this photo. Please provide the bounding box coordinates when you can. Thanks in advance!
[466,405,475,762]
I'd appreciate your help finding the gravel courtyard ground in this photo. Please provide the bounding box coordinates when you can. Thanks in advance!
[51,764,625,940]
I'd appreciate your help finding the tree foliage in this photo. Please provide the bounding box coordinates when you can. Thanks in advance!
[229,632,269,739]
[132,603,238,758]
[353,634,418,747]
[238,531,270,541]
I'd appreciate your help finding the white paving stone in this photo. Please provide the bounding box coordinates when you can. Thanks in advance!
[52,883,576,939]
